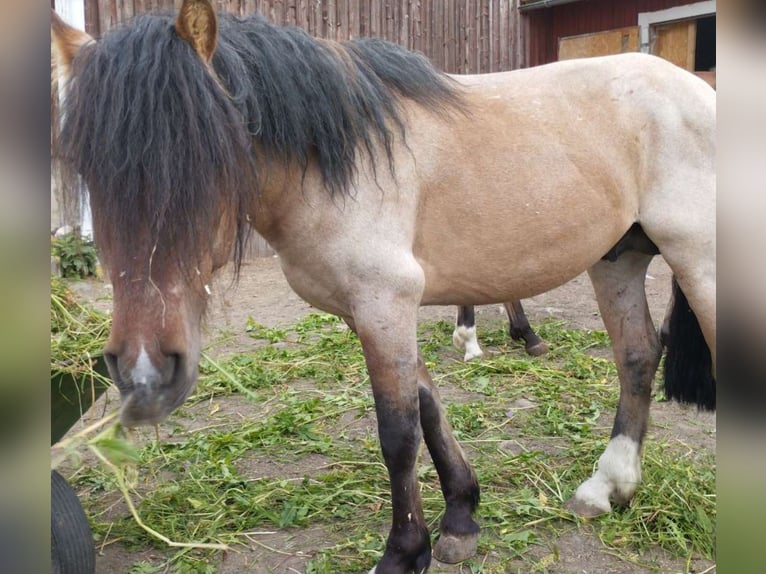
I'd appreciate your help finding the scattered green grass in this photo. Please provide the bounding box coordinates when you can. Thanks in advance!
[55,309,715,574]
[50,277,110,378]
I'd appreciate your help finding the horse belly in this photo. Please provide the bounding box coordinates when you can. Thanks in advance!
[416,237,602,307]
[413,168,633,306]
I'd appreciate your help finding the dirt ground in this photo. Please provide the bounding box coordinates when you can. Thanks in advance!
[207,255,668,330]
[66,255,715,574]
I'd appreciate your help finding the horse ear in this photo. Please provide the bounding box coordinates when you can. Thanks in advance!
[51,10,93,76]
[175,0,218,64]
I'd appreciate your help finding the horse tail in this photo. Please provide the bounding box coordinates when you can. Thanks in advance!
[663,277,716,410]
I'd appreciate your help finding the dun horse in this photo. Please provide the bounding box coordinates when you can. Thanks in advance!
[52,2,715,572]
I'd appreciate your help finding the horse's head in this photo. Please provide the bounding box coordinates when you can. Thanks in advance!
[99,237,216,428]
[52,1,253,426]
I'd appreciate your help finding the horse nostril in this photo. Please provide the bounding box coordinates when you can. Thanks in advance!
[103,351,141,396]
[103,352,118,374]
[162,353,181,384]
[102,352,124,386]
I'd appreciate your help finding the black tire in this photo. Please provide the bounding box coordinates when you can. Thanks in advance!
[51,469,95,574]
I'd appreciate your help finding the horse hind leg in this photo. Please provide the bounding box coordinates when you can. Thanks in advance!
[504,300,548,356]
[416,354,481,564]
[658,287,675,348]
[566,251,662,517]
[453,305,484,361]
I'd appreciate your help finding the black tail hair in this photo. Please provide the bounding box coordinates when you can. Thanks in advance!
[663,278,716,410]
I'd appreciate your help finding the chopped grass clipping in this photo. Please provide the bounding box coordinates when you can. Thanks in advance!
[51,278,229,554]
[52,284,715,574]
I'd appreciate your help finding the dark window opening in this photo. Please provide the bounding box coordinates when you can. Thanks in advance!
[695,15,715,72]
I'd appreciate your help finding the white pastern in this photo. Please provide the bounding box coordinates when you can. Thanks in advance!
[572,434,642,512]
[131,345,156,385]
[452,325,484,361]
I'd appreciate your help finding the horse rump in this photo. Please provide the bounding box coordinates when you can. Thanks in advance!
[663,278,716,410]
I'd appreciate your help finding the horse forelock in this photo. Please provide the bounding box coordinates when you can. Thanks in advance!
[55,11,464,277]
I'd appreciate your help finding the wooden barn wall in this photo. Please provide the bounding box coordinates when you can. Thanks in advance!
[525,0,693,67]
[81,0,525,74]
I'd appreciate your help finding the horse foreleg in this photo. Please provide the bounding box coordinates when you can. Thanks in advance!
[416,354,480,564]
[566,253,662,517]
[354,303,431,574]
[504,300,548,356]
[453,306,483,361]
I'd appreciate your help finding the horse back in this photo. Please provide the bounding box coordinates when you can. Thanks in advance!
[408,53,714,305]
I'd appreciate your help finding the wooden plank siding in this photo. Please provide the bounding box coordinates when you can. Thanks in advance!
[81,0,519,74]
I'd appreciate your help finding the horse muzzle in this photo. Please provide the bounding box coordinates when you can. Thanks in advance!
[103,350,197,427]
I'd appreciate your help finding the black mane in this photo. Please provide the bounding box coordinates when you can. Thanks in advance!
[57,11,464,271]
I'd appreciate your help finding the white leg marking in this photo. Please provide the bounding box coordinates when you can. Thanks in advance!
[452,325,483,361]
[572,434,642,513]
[131,345,156,385]
[452,326,467,350]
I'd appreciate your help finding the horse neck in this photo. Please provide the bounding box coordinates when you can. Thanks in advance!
[248,155,317,249]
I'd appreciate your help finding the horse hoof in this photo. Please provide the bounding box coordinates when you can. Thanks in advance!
[367,564,427,574]
[525,342,549,356]
[432,532,479,564]
[463,348,484,361]
[563,495,611,518]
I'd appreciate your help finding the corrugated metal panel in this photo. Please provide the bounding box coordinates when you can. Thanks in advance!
[525,0,695,66]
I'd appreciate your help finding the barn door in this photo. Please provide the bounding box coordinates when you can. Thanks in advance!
[650,18,715,88]
[651,19,696,71]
